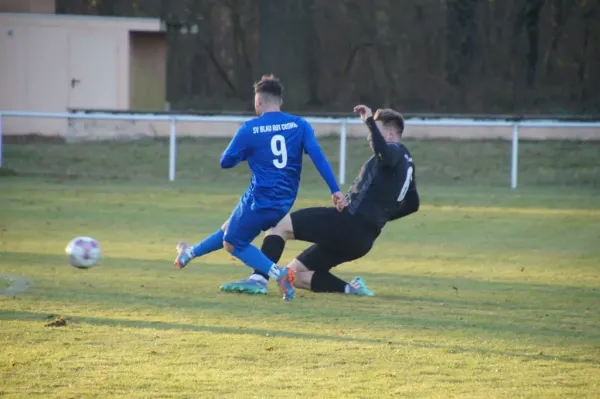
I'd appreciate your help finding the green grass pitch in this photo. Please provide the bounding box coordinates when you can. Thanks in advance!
[1,137,599,398]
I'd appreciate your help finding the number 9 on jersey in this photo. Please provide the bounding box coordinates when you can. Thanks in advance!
[271,134,287,169]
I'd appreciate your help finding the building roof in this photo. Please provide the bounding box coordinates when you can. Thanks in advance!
[0,12,164,32]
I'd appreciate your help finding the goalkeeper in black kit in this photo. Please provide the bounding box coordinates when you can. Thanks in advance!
[220,104,420,296]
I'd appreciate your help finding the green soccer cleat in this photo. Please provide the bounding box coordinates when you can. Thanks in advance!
[346,276,375,296]
[220,276,269,295]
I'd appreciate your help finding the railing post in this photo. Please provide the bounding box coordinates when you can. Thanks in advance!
[0,114,3,168]
[510,123,519,189]
[169,117,176,182]
[339,121,347,185]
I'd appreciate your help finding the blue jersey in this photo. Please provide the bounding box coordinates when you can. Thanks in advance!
[220,111,339,212]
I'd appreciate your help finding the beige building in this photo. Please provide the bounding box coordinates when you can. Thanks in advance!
[0,0,166,135]
[0,0,597,142]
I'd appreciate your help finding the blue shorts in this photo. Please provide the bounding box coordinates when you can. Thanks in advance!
[223,202,287,250]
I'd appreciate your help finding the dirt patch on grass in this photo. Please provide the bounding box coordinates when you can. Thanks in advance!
[44,316,67,327]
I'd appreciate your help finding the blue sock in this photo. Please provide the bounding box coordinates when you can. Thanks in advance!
[192,229,225,257]
[232,245,279,277]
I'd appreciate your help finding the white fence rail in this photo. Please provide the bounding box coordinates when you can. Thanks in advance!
[1,110,599,189]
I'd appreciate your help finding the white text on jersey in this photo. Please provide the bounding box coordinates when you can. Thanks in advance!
[252,122,299,134]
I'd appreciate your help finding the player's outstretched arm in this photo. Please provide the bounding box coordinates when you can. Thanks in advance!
[220,125,249,169]
[365,117,393,164]
[354,105,401,167]
[302,123,341,196]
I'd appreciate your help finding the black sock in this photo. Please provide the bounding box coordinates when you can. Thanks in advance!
[253,235,286,280]
[310,271,347,293]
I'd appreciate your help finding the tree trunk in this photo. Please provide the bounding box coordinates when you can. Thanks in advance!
[445,0,479,87]
[304,0,322,107]
[258,0,311,109]
[513,0,545,89]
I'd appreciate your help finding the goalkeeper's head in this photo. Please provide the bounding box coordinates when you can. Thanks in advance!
[253,74,284,116]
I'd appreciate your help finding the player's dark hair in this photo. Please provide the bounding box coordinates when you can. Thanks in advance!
[374,108,405,137]
[253,74,284,98]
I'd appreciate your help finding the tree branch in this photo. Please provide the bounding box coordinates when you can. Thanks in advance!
[205,39,237,94]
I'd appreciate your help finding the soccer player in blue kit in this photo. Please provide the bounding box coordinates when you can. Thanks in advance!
[220,105,420,297]
[173,74,343,301]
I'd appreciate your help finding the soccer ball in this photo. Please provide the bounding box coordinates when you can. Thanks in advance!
[65,237,101,269]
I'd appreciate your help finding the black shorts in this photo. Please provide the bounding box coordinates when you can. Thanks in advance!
[290,207,381,272]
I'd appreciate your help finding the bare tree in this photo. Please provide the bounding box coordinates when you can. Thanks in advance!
[55,0,600,114]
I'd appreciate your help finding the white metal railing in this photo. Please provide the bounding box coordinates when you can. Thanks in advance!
[1,110,599,189]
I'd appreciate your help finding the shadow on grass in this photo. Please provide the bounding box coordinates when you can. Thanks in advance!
[3,252,599,344]
[1,309,598,367]
[353,271,600,307]
[5,276,600,352]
